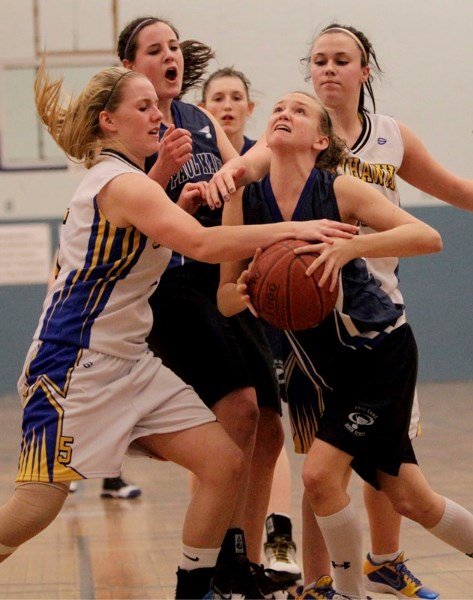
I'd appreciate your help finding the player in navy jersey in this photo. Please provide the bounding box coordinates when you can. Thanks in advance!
[207,23,473,600]
[200,66,302,584]
[117,18,315,592]
[217,89,473,599]
[0,62,362,599]
[199,67,257,156]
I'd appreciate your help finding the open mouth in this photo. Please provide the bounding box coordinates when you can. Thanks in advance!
[274,124,291,132]
[165,67,178,82]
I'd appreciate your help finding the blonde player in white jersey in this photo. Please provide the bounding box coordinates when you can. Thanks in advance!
[206,23,473,600]
[0,60,360,599]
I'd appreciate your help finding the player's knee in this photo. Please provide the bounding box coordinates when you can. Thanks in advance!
[389,493,436,524]
[210,433,245,479]
[215,387,260,442]
[233,390,260,428]
[302,465,339,507]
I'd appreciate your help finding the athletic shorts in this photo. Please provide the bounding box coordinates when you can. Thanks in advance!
[285,350,421,451]
[285,314,418,489]
[147,262,280,412]
[16,341,216,483]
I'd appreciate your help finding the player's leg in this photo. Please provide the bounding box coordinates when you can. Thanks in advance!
[380,463,473,548]
[211,386,260,527]
[245,406,284,563]
[0,482,69,562]
[303,438,366,598]
[363,484,440,600]
[363,388,439,599]
[136,421,244,599]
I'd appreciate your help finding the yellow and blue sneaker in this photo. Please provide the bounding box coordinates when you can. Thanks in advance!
[363,552,439,599]
[295,575,351,599]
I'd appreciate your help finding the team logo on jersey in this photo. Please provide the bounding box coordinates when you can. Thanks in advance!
[345,407,376,437]
[198,125,212,139]
[377,137,387,145]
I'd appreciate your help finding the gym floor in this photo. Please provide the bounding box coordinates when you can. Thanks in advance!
[0,381,472,599]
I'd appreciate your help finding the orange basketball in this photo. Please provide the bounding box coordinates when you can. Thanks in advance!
[247,239,338,331]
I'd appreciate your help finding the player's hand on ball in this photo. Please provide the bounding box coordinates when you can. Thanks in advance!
[295,238,351,291]
[237,249,262,317]
[307,219,359,244]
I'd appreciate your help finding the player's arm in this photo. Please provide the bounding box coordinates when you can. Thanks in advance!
[295,176,442,290]
[206,137,272,208]
[397,121,473,210]
[217,188,251,317]
[98,174,354,265]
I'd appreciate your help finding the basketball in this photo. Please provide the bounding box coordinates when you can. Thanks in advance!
[247,239,339,331]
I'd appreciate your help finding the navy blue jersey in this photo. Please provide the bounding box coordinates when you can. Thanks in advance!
[146,100,224,269]
[243,168,405,348]
[241,136,257,155]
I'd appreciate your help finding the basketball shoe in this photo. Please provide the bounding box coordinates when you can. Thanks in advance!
[265,513,302,584]
[295,575,351,599]
[176,566,215,599]
[205,528,293,599]
[363,552,439,598]
[100,476,141,499]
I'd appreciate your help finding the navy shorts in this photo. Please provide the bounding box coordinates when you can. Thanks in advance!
[288,314,418,488]
[147,262,280,412]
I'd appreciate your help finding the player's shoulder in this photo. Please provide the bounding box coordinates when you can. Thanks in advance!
[173,99,212,127]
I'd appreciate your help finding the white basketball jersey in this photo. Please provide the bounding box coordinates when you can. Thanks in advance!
[34,150,172,360]
[337,113,404,306]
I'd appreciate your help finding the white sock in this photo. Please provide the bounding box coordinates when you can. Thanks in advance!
[369,551,401,563]
[180,544,220,571]
[315,501,365,598]
[428,497,473,556]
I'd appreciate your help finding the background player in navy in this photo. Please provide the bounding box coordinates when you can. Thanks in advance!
[200,65,301,585]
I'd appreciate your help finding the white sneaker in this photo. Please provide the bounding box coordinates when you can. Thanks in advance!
[264,536,301,583]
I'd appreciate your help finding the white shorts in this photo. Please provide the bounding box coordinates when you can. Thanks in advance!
[16,342,216,482]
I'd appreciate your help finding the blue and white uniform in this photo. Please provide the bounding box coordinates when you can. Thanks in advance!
[243,168,418,488]
[16,150,216,483]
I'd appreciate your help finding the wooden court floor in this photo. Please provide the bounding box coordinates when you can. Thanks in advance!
[0,381,473,599]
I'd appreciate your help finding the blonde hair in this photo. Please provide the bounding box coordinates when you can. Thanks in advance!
[34,61,142,168]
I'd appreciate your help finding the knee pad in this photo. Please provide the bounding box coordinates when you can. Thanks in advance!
[0,482,68,552]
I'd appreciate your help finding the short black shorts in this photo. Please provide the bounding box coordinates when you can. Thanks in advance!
[289,314,418,488]
[147,262,280,412]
